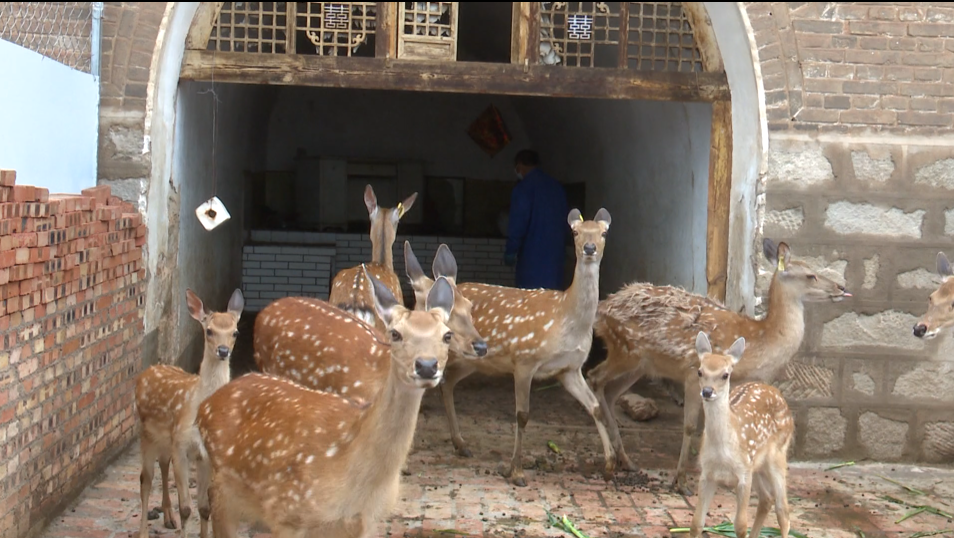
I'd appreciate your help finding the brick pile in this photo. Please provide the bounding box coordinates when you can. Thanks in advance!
[0,170,147,538]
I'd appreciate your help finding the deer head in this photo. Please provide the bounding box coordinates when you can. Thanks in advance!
[365,184,417,253]
[913,252,954,339]
[762,238,851,303]
[367,267,454,389]
[568,208,611,263]
[695,331,745,402]
[186,288,244,361]
[404,241,487,358]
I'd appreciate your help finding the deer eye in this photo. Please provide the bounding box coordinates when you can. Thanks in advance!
[807,275,817,281]
[389,330,402,342]
[697,369,702,377]
[601,231,607,238]
[443,332,453,344]
[232,330,240,338]
[572,230,579,237]
[206,328,213,337]
[722,372,730,380]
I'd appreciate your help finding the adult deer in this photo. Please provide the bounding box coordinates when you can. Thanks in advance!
[912,252,954,339]
[196,271,454,538]
[690,332,794,538]
[329,185,417,332]
[441,208,614,487]
[588,238,850,495]
[135,288,244,538]
[254,242,486,406]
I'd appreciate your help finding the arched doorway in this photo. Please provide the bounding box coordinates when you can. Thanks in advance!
[143,2,765,368]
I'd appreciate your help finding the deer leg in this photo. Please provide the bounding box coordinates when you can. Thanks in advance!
[158,454,177,530]
[502,366,535,487]
[209,481,238,538]
[673,380,702,496]
[439,360,478,458]
[733,473,754,538]
[197,456,212,538]
[770,451,791,538]
[749,473,772,538]
[558,368,615,481]
[139,440,160,538]
[171,446,193,533]
[688,474,717,538]
[600,369,643,473]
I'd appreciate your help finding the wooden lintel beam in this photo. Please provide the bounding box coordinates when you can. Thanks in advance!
[179,50,730,102]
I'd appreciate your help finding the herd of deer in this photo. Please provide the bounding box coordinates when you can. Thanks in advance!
[132,185,951,538]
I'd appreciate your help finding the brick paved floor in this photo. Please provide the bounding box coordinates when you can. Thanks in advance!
[39,379,954,538]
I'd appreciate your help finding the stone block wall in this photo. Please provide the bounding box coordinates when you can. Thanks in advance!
[0,171,146,538]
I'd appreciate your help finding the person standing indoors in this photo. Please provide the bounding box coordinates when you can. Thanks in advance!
[504,149,569,290]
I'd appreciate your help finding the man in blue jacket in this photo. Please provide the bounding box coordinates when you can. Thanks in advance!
[505,150,569,290]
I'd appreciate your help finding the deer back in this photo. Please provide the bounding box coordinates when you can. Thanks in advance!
[253,296,389,406]
[329,263,404,334]
[135,365,202,440]
[724,382,795,461]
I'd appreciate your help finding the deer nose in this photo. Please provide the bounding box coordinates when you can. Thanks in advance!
[216,345,230,359]
[414,358,439,379]
[583,243,597,256]
[472,340,488,357]
[701,387,714,399]
[913,324,928,338]
[838,285,852,297]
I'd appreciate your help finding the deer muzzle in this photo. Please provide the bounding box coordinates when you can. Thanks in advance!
[913,323,928,338]
[414,358,440,380]
[583,243,597,256]
[216,345,231,359]
[700,386,715,401]
[472,340,488,357]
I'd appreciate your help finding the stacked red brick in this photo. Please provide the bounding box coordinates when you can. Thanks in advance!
[0,170,146,538]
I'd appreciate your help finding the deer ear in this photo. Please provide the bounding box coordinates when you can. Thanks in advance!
[567,209,583,229]
[186,289,207,322]
[938,252,953,277]
[763,238,779,267]
[404,241,426,283]
[364,185,378,216]
[227,289,245,320]
[776,242,792,272]
[695,331,712,357]
[367,266,400,327]
[426,276,455,323]
[594,208,612,229]
[433,244,458,282]
[726,337,745,365]
[392,192,418,224]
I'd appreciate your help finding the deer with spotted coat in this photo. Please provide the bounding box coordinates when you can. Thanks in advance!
[134,288,244,538]
[329,185,417,333]
[440,208,614,487]
[587,238,850,495]
[196,270,455,538]
[912,252,954,340]
[253,241,486,407]
[689,332,794,538]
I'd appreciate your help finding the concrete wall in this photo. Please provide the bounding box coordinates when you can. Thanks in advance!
[513,97,712,296]
[0,41,98,194]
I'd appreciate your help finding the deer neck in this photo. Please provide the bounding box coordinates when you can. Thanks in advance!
[701,394,739,453]
[563,259,601,330]
[759,277,806,346]
[197,352,232,402]
[369,218,395,270]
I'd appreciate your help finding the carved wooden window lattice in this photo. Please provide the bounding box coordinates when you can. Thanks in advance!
[397,2,458,60]
[207,2,290,53]
[538,2,703,72]
[297,2,377,57]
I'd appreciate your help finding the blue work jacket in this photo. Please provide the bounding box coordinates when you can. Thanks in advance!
[505,168,569,290]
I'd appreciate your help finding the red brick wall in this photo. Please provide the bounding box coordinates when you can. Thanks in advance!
[0,171,146,538]
[745,2,954,134]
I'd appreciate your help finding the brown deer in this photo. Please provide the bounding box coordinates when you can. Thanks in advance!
[253,241,487,407]
[441,208,614,487]
[588,238,850,495]
[912,252,954,339]
[196,271,455,538]
[689,332,794,538]
[328,184,417,332]
[134,288,244,538]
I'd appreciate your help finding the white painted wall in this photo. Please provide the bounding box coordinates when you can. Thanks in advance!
[0,40,98,193]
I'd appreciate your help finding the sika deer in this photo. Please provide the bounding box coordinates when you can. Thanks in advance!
[588,239,850,495]
[690,332,794,538]
[912,252,954,339]
[196,271,455,538]
[253,242,486,407]
[443,208,614,487]
[329,184,417,333]
[135,288,244,538]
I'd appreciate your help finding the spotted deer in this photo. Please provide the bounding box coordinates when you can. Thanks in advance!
[329,184,417,333]
[135,288,244,538]
[588,238,850,495]
[196,271,455,538]
[689,332,794,538]
[441,208,614,487]
[253,241,487,407]
[912,252,954,339]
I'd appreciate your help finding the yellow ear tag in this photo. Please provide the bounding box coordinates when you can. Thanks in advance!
[777,258,786,272]
[579,214,584,222]
[397,202,405,218]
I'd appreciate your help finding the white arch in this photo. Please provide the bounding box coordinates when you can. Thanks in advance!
[142,2,766,334]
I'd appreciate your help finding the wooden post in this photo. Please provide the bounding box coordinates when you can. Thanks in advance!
[285,2,296,55]
[375,2,396,59]
[511,2,531,65]
[617,2,629,69]
[185,2,225,50]
[525,2,540,66]
[706,100,732,303]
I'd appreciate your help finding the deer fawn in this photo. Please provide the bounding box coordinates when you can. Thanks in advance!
[196,271,455,538]
[690,332,794,538]
[254,241,486,406]
[329,184,417,333]
[441,208,614,487]
[588,238,849,495]
[135,288,244,538]
[912,252,954,339]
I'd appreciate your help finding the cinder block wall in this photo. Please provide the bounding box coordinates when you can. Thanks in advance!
[0,171,146,538]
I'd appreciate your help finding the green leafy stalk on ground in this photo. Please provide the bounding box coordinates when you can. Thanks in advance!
[883,496,954,524]
[545,510,591,538]
[670,521,811,538]
[911,530,954,538]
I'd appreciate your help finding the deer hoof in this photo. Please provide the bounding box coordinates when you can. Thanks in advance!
[512,476,528,487]
[620,455,638,472]
[456,447,473,458]
[163,517,178,530]
[401,467,412,476]
[671,477,694,497]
